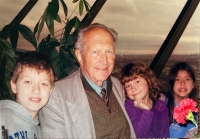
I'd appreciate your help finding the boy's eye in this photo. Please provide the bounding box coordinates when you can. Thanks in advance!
[41,83,48,86]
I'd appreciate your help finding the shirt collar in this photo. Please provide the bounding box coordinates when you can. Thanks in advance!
[82,72,107,96]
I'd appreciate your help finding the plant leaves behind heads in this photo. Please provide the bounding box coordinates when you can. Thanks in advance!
[0,38,15,58]
[64,16,79,40]
[79,0,84,16]
[73,0,79,3]
[18,24,37,48]
[48,22,54,36]
[46,34,51,43]
[37,35,60,56]
[58,47,79,79]
[9,25,19,51]
[55,14,61,23]
[0,24,12,39]
[37,8,47,40]
[34,20,40,36]
[46,0,59,28]
[60,0,68,19]
[83,0,90,12]
[74,18,82,30]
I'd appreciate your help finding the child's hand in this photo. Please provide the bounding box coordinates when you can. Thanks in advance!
[134,99,150,110]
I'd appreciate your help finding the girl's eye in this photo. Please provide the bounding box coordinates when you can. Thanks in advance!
[186,78,191,81]
[125,84,130,89]
[175,78,180,81]
[135,80,140,84]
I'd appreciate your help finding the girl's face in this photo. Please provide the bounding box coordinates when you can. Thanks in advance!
[124,76,149,102]
[173,70,194,104]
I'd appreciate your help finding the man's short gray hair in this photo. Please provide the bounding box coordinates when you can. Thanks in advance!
[74,23,118,53]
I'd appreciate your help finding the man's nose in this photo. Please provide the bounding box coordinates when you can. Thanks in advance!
[100,52,108,64]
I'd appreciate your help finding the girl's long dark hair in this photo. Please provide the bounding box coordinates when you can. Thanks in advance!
[167,62,198,124]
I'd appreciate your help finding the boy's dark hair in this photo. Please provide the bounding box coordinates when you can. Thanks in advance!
[120,61,161,102]
[10,51,54,87]
[167,62,198,124]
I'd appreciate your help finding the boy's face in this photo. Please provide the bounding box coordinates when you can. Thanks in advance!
[10,67,53,119]
[124,76,149,101]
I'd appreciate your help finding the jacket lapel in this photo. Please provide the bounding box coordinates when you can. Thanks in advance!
[65,69,96,138]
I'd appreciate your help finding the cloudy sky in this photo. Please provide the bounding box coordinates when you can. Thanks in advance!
[0,0,200,54]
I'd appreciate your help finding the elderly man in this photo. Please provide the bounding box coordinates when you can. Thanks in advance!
[39,23,136,138]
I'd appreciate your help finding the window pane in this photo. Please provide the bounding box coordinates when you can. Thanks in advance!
[91,0,187,78]
[160,2,200,91]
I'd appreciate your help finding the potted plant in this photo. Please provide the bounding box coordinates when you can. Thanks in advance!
[0,0,91,100]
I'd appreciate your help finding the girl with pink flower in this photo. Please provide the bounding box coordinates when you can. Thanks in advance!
[167,62,198,138]
[120,61,169,138]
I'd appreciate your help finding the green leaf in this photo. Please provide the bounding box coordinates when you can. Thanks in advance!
[73,0,79,3]
[9,25,19,51]
[60,0,68,19]
[0,24,12,39]
[34,20,40,36]
[74,18,81,30]
[46,0,59,28]
[37,8,47,40]
[18,24,37,48]
[48,22,54,36]
[46,34,51,43]
[79,0,84,16]
[55,14,61,23]
[83,0,90,12]
[64,16,78,40]
[0,38,15,57]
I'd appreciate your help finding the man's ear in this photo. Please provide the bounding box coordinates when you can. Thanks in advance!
[10,80,17,94]
[75,49,82,66]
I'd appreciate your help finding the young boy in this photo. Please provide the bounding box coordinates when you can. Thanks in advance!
[0,51,54,139]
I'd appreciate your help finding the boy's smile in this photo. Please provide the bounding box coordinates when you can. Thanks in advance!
[10,67,53,119]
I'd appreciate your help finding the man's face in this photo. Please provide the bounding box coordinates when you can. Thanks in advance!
[11,67,53,119]
[76,28,115,86]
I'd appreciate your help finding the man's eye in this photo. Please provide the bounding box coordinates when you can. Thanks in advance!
[25,81,31,84]
[107,50,113,53]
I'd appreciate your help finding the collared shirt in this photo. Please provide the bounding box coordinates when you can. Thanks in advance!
[82,73,107,97]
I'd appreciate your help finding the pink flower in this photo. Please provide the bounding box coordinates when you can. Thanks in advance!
[173,98,198,124]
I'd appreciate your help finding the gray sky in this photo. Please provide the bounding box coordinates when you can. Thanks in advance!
[0,0,200,54]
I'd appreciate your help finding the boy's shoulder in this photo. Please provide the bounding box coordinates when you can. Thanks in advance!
[0,100,34,121]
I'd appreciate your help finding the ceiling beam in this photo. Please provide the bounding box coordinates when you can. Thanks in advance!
[81,0,107,26]
[1,0,38,39]
[150,0,200,77]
